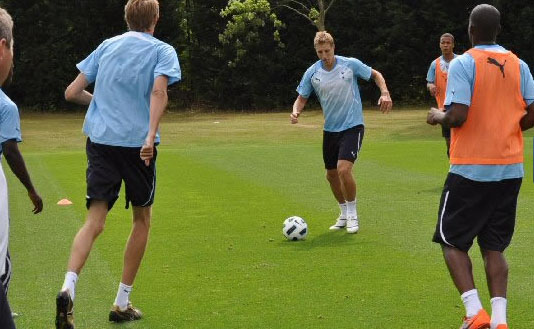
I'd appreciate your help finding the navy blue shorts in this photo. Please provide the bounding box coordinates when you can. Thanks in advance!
[322,125,364,170]
[432,173,522,252]
[86,138,157,210]
[0,283,15,329]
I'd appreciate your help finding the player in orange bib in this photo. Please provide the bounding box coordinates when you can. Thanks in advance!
[426,33,457,157]
[427,4,534,329]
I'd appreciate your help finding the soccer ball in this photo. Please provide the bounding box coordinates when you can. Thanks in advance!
[282,216,308,241]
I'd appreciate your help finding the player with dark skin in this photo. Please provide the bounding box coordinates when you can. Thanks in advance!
[3,133,43,214]
[427,4,534,325]
[427,35,456,97]
[427,33,456,157]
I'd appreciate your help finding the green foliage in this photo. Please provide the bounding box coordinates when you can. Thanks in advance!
[1,0,126,109]
[308,7,320,22]
[219,0,284,66]
[0,1,533,109]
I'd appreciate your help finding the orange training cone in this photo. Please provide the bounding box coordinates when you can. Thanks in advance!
[57,198,73,206]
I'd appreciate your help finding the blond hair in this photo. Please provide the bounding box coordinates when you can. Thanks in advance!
[314,31,334,48]
[0,8,13,45]
[124,0,159,32]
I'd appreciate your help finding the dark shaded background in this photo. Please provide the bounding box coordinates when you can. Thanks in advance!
[0,0,532,110]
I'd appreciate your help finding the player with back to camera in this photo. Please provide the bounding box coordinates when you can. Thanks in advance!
[55,0,180,327]
[426,32,458,157]
[427,4,534,329]
[290,31,392,234]
[0,6,43,329]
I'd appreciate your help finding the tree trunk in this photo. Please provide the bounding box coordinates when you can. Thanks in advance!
[316,0,325,31]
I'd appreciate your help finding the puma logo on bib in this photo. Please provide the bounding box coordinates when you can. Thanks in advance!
[487,57,507,78]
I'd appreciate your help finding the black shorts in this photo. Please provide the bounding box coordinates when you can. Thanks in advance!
[432,173,522,252]
[323,125,364,170]
[86,138,157,210]
[441,125,450,139]
[0,283,15,329]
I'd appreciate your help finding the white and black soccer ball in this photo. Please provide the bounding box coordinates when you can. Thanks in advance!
[282,216,308,241]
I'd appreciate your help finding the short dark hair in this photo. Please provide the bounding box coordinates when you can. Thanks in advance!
[469,4,501,41]
[440,33,455,43]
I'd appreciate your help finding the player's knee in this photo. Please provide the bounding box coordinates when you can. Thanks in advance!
[133,219,150,234]
[481,250,507,268]
[86,220,105,236]
[133,212,151,230]
[337,165,352,178]
[95,223,105,236]
[325,170,338,182]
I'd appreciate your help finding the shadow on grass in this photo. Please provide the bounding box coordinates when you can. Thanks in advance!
[107,321,139,328]
[277,230,364,251]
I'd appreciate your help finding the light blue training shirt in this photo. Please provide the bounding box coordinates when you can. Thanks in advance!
[0,88,22,156]
[78,31,181,147]
[426,54,458,83]
[297,55,372,132]
[445,44,534,181]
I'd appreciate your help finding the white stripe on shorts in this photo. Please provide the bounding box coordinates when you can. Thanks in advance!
[439,191,455,247]
[357,131,362,156]
[141,165,156,207]
[1,251,11,293]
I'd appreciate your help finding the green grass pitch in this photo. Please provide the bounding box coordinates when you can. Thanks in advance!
[4,109,534,328]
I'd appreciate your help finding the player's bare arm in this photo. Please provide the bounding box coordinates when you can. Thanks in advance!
[427,103,468,127]
[520,103,534,131]
[140,75,168,166]
[371,70,392,113]
[65,73,92,105]
[427,82,437,96]
[290,95,307,124]
[2,140,43,214]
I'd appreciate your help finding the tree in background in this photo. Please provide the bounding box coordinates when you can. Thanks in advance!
[218,0,289,108]
[217,0,345,108]
[219,0,340,65]
[219,0,284,67]
[276,0,338,31]
[0,0,532,110]
[499,0,534,65]
[1,0,125,109]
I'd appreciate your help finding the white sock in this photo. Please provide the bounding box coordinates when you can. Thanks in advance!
[339,202,347,218]
[490,297,507,327]
[114,282,132,310]
[461,289,483,318]
[61,271,78,301]
[346,200,357,218]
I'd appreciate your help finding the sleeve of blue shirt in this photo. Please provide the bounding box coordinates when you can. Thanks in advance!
[520,60,534,106]
[0,102,22,145]
[445,55,534,107]
[444,56,473,107]
[426,60,436,83]
[348,58,372,81]
[76,43,104,84]
[155,44,181,85]
[296,65,315,98]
